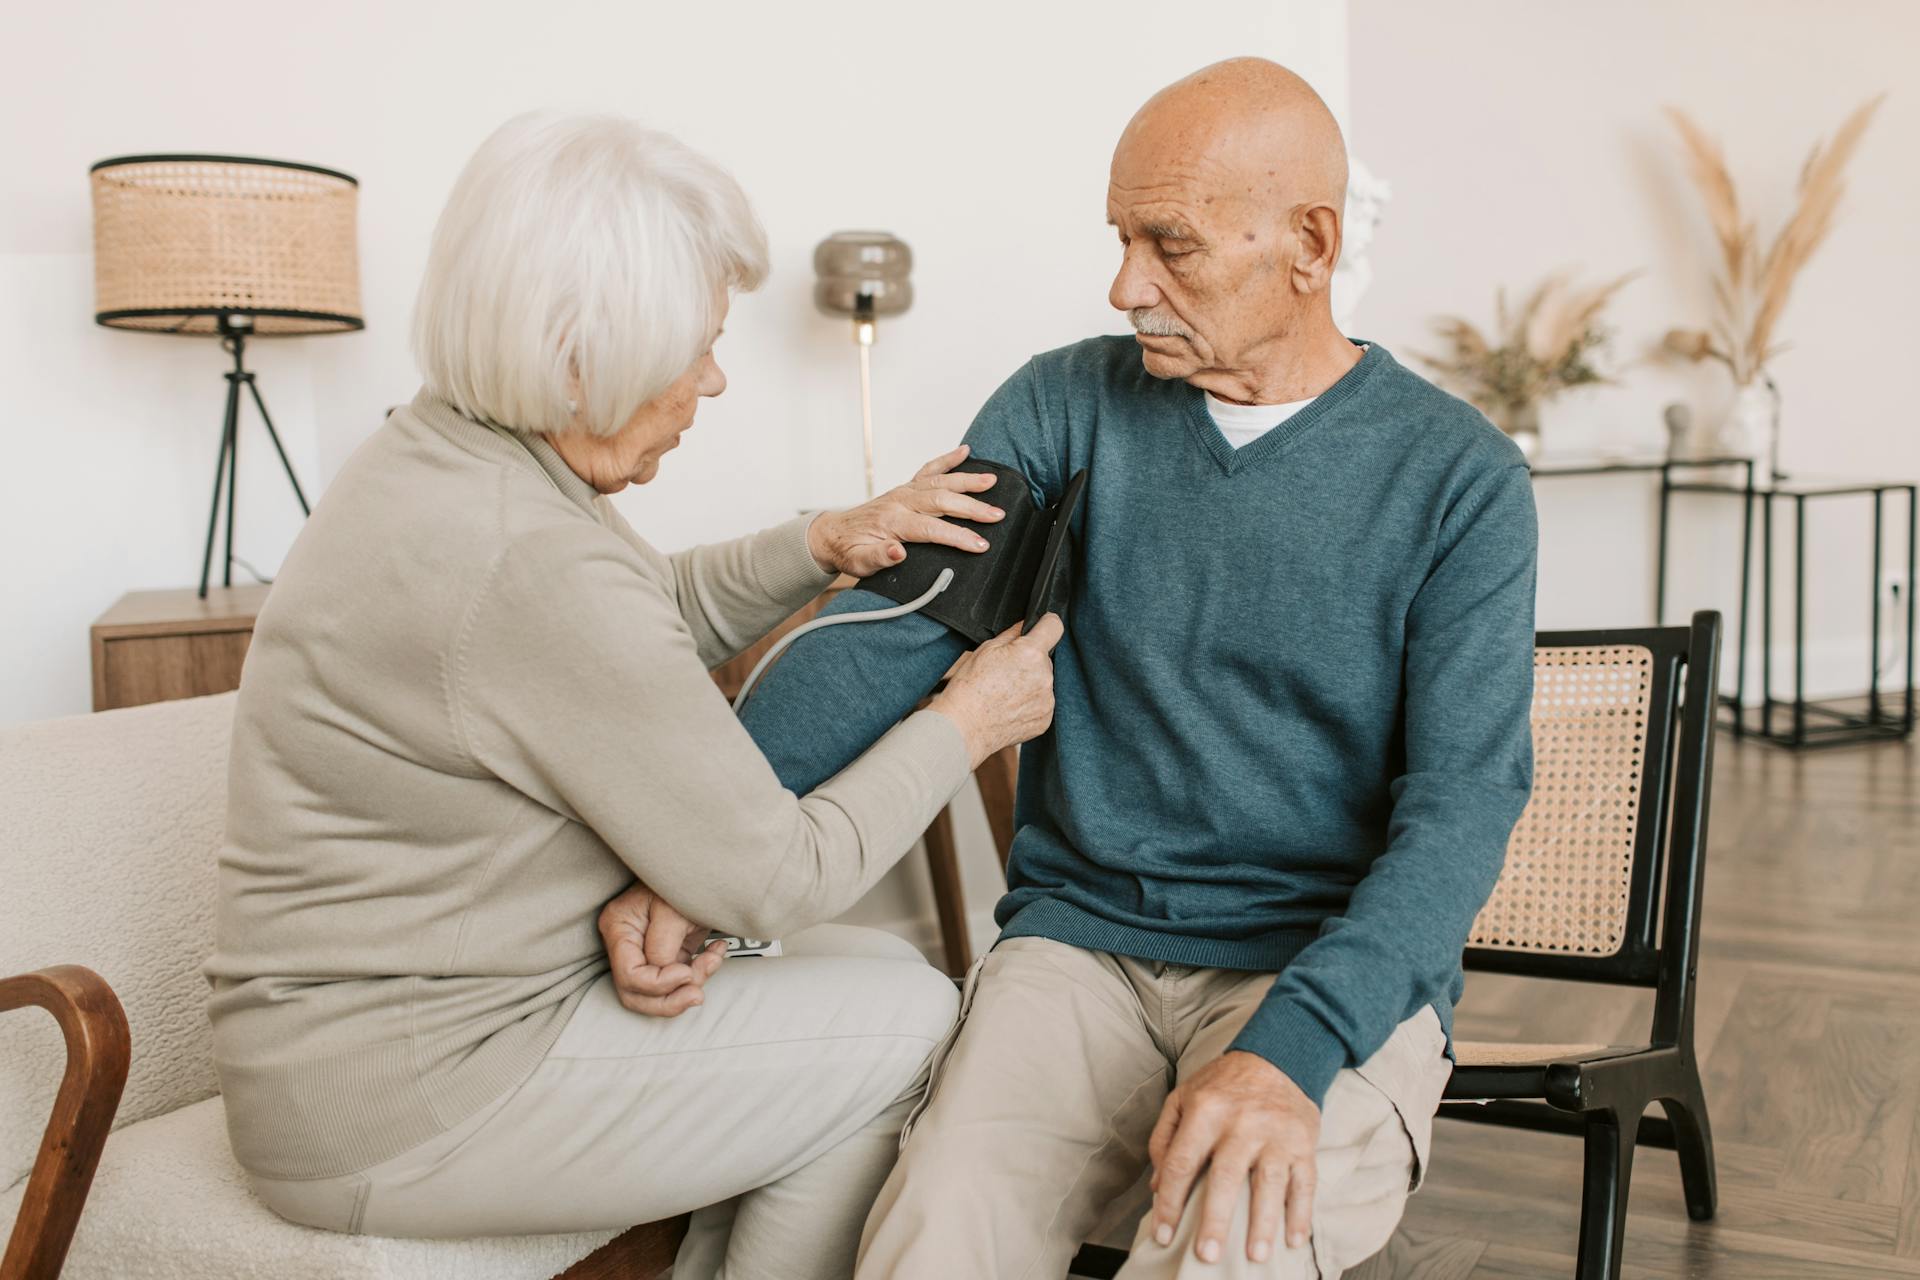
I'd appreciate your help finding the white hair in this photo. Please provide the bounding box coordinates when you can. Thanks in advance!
[412,112,768,438]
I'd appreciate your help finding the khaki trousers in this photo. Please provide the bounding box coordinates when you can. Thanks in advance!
[247,925,958,1280]
[856,937,1451,1280]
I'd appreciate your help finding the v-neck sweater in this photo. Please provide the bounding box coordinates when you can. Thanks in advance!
[737,336,1539,1105]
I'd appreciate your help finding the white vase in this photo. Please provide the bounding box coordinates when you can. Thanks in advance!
[1716,381,1775,474]
[1493,401,1541,461]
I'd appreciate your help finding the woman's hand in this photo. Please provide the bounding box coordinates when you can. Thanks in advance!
[806,444,1005,577]
[597,882,727,1017]
[929,614,1064,768]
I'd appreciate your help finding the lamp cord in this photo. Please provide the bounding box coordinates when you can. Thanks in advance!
[229,554,273,586]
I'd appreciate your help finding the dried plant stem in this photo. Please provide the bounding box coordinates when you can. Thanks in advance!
[1664,96,1884,384]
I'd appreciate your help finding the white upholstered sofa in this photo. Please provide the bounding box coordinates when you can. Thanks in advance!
[0,692,678,1278]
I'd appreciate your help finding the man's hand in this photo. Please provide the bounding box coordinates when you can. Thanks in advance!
[597,882,726,1017]
[1147,1050,1321,1265]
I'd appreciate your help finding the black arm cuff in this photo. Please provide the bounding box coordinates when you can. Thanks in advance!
[861,457,1087,644]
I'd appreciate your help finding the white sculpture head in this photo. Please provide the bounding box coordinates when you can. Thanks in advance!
[1332,156,1391,332]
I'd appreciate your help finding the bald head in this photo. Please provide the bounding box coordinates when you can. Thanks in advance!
[1121,58,1348,213]
[1107,58,1358,402]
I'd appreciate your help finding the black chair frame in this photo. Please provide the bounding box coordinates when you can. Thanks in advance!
[1439,610,1722,1280]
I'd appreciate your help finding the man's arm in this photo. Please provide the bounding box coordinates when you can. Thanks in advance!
[1148,459,1538,1262]
[662,514,836,667]
[739,359,1065,792]
[1224,461,1538,1101]
[739,597,965,792]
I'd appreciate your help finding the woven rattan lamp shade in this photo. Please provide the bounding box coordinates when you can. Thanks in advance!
[90,154,362,335]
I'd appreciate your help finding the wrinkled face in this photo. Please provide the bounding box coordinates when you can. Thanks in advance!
[1106,133,1303,385]
[602,345,728,490]
[555,298,731,494]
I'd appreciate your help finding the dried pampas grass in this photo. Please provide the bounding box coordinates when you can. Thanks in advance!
[1417,270,1636,427]
[1524,270,1640,366]
[1664,96,1884,383]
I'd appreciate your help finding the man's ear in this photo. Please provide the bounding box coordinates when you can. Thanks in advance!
[1290,203,1343,295]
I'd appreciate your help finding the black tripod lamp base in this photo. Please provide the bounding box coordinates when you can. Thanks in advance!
[198,318,311,599]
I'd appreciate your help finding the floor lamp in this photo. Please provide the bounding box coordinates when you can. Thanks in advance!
[90,153,363,598]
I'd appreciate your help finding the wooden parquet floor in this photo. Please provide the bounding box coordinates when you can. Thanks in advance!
[1350,730,1920,1279]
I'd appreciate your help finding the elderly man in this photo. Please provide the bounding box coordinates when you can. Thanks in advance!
[735,58,1537,1278]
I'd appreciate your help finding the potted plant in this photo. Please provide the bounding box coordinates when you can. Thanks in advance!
[1417,270,1636,459]
[1659,96,1883,479]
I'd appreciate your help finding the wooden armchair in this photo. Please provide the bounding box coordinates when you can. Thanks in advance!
[0,695,676,1279]
[1,968,128,1280]
[7,588,1019,1277]
[1,960,689,1280]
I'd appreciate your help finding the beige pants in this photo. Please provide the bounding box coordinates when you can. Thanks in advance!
[248,925,959,1280]
[856,937,1451,1280]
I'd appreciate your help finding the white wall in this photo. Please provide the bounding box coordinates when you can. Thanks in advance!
[1,0,1347,728]
[10,0,1905,956]
[0,0,1347,954]
[1350,0,1919,702]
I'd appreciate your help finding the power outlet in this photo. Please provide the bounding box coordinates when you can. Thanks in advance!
[1878,573,1910,681]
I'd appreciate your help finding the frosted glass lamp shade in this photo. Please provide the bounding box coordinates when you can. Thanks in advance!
[90,153,363,335]
[812,231,913,318]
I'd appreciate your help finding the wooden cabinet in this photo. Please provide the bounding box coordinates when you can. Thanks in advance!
[90,586,270,712]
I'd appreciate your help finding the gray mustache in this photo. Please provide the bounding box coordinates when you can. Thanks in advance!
[1129,309,1189,339]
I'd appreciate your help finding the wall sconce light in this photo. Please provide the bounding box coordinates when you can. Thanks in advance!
[812,231,912,498]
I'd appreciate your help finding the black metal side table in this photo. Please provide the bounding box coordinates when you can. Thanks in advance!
[1528,453,1759,728]
[1666,476,1916,748]
[1527,452,1756,622]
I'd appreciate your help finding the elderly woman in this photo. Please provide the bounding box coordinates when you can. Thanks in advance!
[204,113,1061,1279]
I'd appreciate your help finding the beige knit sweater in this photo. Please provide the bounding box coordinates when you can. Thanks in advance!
[205,390,970,1180]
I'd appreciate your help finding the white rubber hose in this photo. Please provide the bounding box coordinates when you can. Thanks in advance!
[732,568,955,712]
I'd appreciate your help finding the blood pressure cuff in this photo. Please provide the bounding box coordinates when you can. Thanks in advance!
[863,458,1088,644]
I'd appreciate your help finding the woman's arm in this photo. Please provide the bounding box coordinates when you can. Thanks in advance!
[601,507,834,670]
[452,519,973,940]
[608,448,1008,670]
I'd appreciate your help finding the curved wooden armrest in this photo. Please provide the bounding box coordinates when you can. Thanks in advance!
[1,966,130,1280]
[552,1215,688,1279]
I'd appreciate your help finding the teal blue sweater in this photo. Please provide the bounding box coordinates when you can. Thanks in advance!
[739,336,1537,1105]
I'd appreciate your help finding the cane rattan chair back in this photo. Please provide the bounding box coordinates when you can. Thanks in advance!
[1465,616,1714,995]
[1469,644,1658,963]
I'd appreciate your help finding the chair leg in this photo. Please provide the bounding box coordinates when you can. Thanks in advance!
[973,745,1019,872]
[1575,1110,1638,1280]
[922,806,972,977]
[1662,1080,1718,1221]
